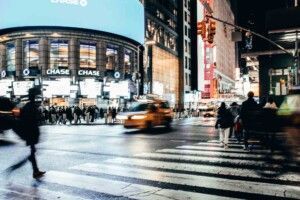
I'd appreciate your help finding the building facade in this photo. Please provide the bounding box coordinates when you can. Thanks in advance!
[197,0,237,101]
[0,0,144,108]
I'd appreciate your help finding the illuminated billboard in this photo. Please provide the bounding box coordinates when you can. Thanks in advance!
[0,0,144,43]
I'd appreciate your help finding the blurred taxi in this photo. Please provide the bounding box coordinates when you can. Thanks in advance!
[117,100,173,130]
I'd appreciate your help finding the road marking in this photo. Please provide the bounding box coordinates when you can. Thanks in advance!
[71,163,300,199]
[134,152,268,166]
[105,157,299,182]
[43,171,233,200]
[0,185,86,200]
[156,149,287,160]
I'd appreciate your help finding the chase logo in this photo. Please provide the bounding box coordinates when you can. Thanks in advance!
[50,0,88,7]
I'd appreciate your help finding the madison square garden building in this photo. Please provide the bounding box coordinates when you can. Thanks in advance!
[0,0,144,108]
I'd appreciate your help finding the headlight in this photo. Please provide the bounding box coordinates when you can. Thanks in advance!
[131,115,147,120]
[116,115,128,120]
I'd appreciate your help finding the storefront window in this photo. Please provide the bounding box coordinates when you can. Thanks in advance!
[124,49,132,74]
[80,42,96,69]
[50,40,68,69]
[106,44,118,70]
[6,42,16,72]
[23,40,39,68]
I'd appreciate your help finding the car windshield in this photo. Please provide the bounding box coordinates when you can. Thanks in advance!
[160,101,170,109]
[129,103,149,112]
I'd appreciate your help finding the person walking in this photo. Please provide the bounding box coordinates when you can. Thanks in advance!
[66,106,73,125]
[229,102,240,140]
[7,87,46,179]
[215,102,234,149]
[240,91,259,150]
[264,96,277,109]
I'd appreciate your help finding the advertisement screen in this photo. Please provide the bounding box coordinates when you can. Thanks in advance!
[0,0,144,43]
[79,79,101,98]
[43,79,70,97]
[13,81,34,96]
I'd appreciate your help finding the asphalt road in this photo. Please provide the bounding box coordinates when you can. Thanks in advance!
[0,117,299,200]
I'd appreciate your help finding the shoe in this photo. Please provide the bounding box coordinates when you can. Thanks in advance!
[33,171,46,179]
[243,146,249,151]
[224,144,228,149]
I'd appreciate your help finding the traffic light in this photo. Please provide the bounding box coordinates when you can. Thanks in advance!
[197,21,206,39]
[207,20,216,44]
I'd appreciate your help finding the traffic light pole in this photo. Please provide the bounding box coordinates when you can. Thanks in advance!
[206,15,294,57]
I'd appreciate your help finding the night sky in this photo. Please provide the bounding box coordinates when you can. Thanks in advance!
[232,0,297,51]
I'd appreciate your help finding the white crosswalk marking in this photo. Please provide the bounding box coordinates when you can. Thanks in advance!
[70,163,300,199]
[0,185,86,200]
[1,139,299,199]
[44,171,233,200]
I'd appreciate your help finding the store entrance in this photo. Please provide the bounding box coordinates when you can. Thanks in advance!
[79,98,96,107]
[50,98,69,107]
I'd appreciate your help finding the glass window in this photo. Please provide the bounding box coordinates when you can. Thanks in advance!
[80,42,96,69]
[50,40,68,69]
[106,44,118,70]
[23,40,39,68]
[124,49,132,74]
[6,42,16,72]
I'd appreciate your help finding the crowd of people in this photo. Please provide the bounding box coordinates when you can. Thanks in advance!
[38,106,119,125]
[216,91,278,150]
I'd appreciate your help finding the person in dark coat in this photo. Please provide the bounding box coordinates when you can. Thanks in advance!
[240,91,259,150]
[99,108,104,119]
[215,102,234,149]
[66,106,73,125]
[6,87,45,179]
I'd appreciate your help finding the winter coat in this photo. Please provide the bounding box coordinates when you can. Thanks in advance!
[216,108,234,129]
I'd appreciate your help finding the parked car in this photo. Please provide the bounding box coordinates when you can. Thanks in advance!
[117,99,173,130]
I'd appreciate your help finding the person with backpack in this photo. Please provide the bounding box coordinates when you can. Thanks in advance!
[215,102,234,149]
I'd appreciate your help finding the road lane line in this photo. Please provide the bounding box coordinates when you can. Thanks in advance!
[43,171,234,200]
[104,157,299,182]
[71,163,300,199]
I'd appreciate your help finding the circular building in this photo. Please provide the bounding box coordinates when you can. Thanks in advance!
[0,0,144,107]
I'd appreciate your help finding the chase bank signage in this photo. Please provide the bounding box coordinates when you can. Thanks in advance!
[78,70,100,77]
[46,69,70,75]
[50,0,88,7]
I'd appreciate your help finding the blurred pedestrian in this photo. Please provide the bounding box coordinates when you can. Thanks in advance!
[264,96,277,109]
[7,87,46,179]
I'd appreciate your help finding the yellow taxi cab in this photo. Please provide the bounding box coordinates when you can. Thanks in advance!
[117,100,173,130]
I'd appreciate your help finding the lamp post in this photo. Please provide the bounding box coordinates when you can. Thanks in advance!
[136,40,156,97]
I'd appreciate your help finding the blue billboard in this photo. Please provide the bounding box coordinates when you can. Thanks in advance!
[0,0,144,44]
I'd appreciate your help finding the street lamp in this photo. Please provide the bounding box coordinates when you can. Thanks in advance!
[136,40,156,97]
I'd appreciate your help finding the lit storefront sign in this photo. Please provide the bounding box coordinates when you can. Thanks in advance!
[43,78,71,98]
[109,81,130,99]
[13,81,34,96]
[77,70,100,76]
[50,0,88,7]
[46,69,70,75]
[79,79,101,98]
[0,80,13,97]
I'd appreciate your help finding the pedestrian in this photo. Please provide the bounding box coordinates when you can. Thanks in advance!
[264,96,277,109]
[66,106,73,125]
[229,102,240,140]
[112,107,117,124]
[215,102,234,149]
[99,107,104,119]
[240,91,259,150]
[7,87,46,179]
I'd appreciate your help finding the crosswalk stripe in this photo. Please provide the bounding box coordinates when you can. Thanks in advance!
[177,145,279,154]
[44,171,234,200]
[105,157,299,182]
[156,148,286,160]
[197,142,245,148]
[134,152,269,166]
[0,185,86,200]
[71,163,300,199]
